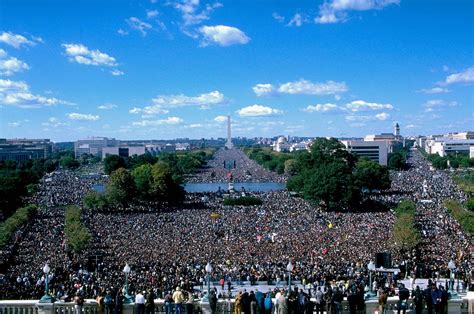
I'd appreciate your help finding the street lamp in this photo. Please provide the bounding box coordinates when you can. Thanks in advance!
[286,261,294,292]
[367,261,376,299]
[202,263,213,301]
[39,263,54,303]
[447,260,458,298]
[123,263,134,304]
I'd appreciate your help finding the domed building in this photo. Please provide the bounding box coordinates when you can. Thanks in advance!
[272,136,291,152]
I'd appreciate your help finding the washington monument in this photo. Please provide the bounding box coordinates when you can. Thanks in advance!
[226,115,233,149]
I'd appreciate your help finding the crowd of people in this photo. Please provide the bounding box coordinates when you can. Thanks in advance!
[187,148,285,183]
[0,148,471,304]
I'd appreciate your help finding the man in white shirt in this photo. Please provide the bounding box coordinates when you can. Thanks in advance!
[135,291,146,314]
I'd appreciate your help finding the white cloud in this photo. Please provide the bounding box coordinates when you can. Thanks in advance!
[287,13,304,27]
[272,12,285,23]
[0,79,74,109]
[173,0,223,26]
[42,117,68,128]
[117,29,129,36]
[237,104,282,117]
[345,100,393,112]
[423,99,458,112]
[303,103,342,113]
[67,113,100,121]
[199,25,250,47]
[151,90,226,108]
[129,106,169,115]
[214,115,227,122]
[0,50,29,75]
[126,17,153,36]
[420,87,449,94]
[252,84,277,97]
[111,69,124,76]
[444,66,474,85]
[315,0,399,24]
[0,32,37,48]
[147,10,159,18]
[132,116,184,126]
[278,79,348,95]
[62,43,118,67]
[186,123,203,128]
[98,103,117,110]
[375,112,390,120]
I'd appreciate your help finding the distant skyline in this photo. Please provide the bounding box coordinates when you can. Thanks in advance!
[0,0,473,142]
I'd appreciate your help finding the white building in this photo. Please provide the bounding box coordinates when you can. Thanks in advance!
[428,139,474,157]
[74,137,117,158]
[272,136,291,152]
[341,140,388,166]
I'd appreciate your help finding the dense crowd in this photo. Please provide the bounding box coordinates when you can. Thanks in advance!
[0,148,471,302]
[187,148,285,183]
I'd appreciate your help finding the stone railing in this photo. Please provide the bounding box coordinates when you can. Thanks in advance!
[0,295,472,314]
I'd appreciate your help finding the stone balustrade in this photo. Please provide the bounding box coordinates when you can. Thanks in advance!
[0,295,472,314]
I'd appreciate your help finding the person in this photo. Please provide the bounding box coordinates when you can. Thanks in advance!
[431,285,442,314]
[314,287,324,314]
[220,278,225,292]
[249,290,258,314]
[234,291,242,314]
[104,290,114,314]
[145,289,155,314]
[186,291,194,314]
[424,283,434,314]
[164,291,173,314]
[332,287,343,314]
[209,290,218,314]
[397,284,409,314]
[412,286,423,314]
[277,291,288,314]
[264,293,273,314]
[241,289,250,314]
[73,292,84,314]
[96,291,105,314]
[115,290,123,314]
[347,290,357,314]
[255,289,265,314]
[378,288,387,314]
[227,280,232,296]
[135,291,146,314]
[173,287,184,314]
[439,285,448,314]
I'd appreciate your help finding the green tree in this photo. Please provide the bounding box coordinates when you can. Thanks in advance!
[104,155,126,175]
[284,159,298,176]
[388,152,406,170]
[106,168,136,206]
[354,159,391,192]
[83,191,108,210]
[132,164,154,199]
[60,156,80,169]
[150,162,184,203]
[64,206,91,252]
[393,213,420,250]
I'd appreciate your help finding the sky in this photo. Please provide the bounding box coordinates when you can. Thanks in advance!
[0,0,473,142]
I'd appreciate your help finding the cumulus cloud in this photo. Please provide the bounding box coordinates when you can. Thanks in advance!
[126,17,153,36]
[62,43,123,75]
[67,113,100,121]
[237,104,282,117]
[423,99,458,112]
[315,0,400,24]
[345,100,393,112]
[0,79,74,109]
[147,10,159,18]
[287,13,304,27]
[132,116,184,126]
[173,0,223,26]
[252,84,277,97]
[214,115,228,122]
[272,12,285,23]
[0,49,29,75]
[345,112,390,122]
[278,79,348,95]
[303,103,342,113]
[199,25,250,47]
[0,31,38,48]
[444,66,474,85]
[111,69,124,76]
[375,112,390,120]
[420,87,449,94]
[42,117,68,128]
[152,90,227,108]
[97,103,117,110]
[129,106,169,115]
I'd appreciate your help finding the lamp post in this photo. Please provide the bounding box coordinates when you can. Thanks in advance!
[286,261,294,292]
[202,263,213,301]
[367,261,376,299]
[447,260,458,298]
[123,263,134,304]
[39,263,54,303]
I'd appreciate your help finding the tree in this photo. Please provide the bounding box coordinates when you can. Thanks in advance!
[83,191,108,210]
[106,168,136,206]
[284,159,298,176]
[132,164,154,199]
[388,152,406,170]
[60,156,80,169]
[104,155,126,175]
[393,213,420,250]
[354,159,391,192]
[150,162,184,203]
[64,206,91,253]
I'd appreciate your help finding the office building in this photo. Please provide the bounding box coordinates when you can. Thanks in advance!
[341,140,388,165]
[74,137,118,158]
[0,138,53,162]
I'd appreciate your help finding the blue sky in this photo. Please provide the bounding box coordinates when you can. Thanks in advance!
[0,0,472,142]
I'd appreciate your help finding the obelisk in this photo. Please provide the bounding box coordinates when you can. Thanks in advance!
[225,115,233,149]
